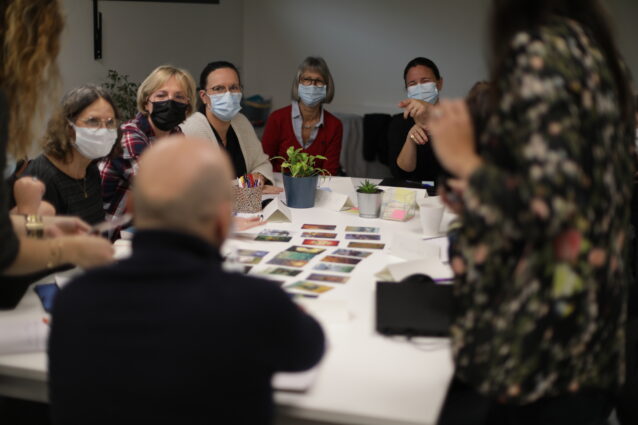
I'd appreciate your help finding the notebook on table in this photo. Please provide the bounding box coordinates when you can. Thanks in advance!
[376,273,453,337]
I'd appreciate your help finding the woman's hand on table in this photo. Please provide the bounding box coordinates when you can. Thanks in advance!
[428,99,482,180]
[262,185,284,194]
[234,216,264,231]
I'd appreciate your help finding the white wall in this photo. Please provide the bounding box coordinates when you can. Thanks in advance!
[57,0,244,94]
[56,0,638,116]
[242,0,638,116]
[242,0,491,116]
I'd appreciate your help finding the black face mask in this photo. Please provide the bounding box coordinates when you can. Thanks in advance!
[149,100,188,131]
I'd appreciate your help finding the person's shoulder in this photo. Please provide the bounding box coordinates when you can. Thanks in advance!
[182,111,208,128]
[120,114,149,137]
[322,109,343,129]
[269,105,293,119]
[25,155,59,180]
[53,263,119,309]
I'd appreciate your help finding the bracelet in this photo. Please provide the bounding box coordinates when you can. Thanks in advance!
[25,214,44,239]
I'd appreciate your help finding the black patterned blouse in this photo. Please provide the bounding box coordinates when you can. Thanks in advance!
[450,17,634,403]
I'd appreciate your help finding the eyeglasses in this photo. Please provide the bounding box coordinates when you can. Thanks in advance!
[299,77,326,87]
[76,117,119,130]
[207,84,242,94]
[149,91,190,104]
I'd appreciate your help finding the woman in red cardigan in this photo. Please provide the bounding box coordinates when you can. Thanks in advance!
[262,57,343,175]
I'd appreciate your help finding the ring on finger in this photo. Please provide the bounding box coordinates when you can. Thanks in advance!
[410,134,415,140]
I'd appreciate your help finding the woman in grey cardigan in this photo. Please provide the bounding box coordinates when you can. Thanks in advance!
[181,61,282,194]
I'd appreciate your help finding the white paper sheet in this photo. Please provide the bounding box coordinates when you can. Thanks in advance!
[389,231,440,261]
[315,190,355,211]
[0,318,48,355]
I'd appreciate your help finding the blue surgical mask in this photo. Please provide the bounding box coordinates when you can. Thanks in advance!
[3,152,16,180]
[298,85,326,107]
[209,92,242,122]
[407,82,439,104]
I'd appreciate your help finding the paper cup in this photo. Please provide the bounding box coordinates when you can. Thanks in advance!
[418,197,444,236]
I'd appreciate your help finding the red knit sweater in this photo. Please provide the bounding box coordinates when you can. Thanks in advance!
[262,105,343,175]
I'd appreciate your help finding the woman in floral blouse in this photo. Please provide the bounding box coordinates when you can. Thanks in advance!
[424,0,636,423]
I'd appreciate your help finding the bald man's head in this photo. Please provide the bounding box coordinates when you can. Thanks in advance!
[133,135,234,245]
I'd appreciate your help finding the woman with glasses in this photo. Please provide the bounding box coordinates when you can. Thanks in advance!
[181,61,281,193]
[15,85,120,225]
[262,56,343,176]
[100,65,197,221]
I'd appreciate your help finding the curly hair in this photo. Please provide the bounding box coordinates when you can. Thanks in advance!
[1,0,63,159]
[43,84,121,163]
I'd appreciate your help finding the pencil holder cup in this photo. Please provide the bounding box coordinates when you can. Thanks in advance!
[232,185,263,213]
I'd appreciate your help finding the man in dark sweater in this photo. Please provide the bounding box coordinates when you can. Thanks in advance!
[48,135,325,425]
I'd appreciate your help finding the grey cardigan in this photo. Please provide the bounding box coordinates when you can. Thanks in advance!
[180,112,274,183]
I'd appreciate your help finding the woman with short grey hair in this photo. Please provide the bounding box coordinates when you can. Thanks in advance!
[262,56,343,175]
[16,84,120,224]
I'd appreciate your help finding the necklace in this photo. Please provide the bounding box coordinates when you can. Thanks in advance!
[75,177,88,199]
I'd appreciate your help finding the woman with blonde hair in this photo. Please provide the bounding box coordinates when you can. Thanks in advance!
[100,65,197,221]
[1,0,114,279]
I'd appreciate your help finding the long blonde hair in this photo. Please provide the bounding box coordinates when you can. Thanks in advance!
[1,0,64,159]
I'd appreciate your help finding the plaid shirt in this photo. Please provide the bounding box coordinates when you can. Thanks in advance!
[99,113,181,221]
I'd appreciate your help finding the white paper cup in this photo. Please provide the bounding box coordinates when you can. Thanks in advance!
[418,198,444,236]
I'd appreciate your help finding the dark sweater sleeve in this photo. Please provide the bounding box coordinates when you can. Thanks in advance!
[267,287,325,372]
[0,91,20,272]
[387,114,413,179]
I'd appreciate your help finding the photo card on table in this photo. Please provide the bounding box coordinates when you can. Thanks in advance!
[313,262,355,273]
[303,239,339,247]
[285,281,335,294]
[301,232,338,239]
[301,224,337,231]
[306,273,349,284]
[345,233,381,241]
[332,249,372,258]
[322,255,362,265]
[345,226,380,233]
[348,242,386,250]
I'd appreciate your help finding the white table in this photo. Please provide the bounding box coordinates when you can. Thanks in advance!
[0,177,454,425]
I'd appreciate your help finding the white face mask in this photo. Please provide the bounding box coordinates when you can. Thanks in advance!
[209,92,242,122]
[71,124,118,160]
[407,82,439,104]
[3,152,16,180]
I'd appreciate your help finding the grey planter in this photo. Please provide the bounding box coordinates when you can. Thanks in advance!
[283,174,318,208]
[356,189,384,218]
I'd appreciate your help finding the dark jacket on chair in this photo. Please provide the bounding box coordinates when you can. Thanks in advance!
[48,230,325,425]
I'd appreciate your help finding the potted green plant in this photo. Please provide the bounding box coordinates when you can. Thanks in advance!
[103,69,139,121]
[272,147,329,208]
[356,180,384,218]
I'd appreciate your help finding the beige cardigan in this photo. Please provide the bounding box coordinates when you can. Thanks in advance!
[180,112,274,183]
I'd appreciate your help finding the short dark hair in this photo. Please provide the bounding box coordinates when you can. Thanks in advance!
[198,61,241,91]
[403,57,441,86]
